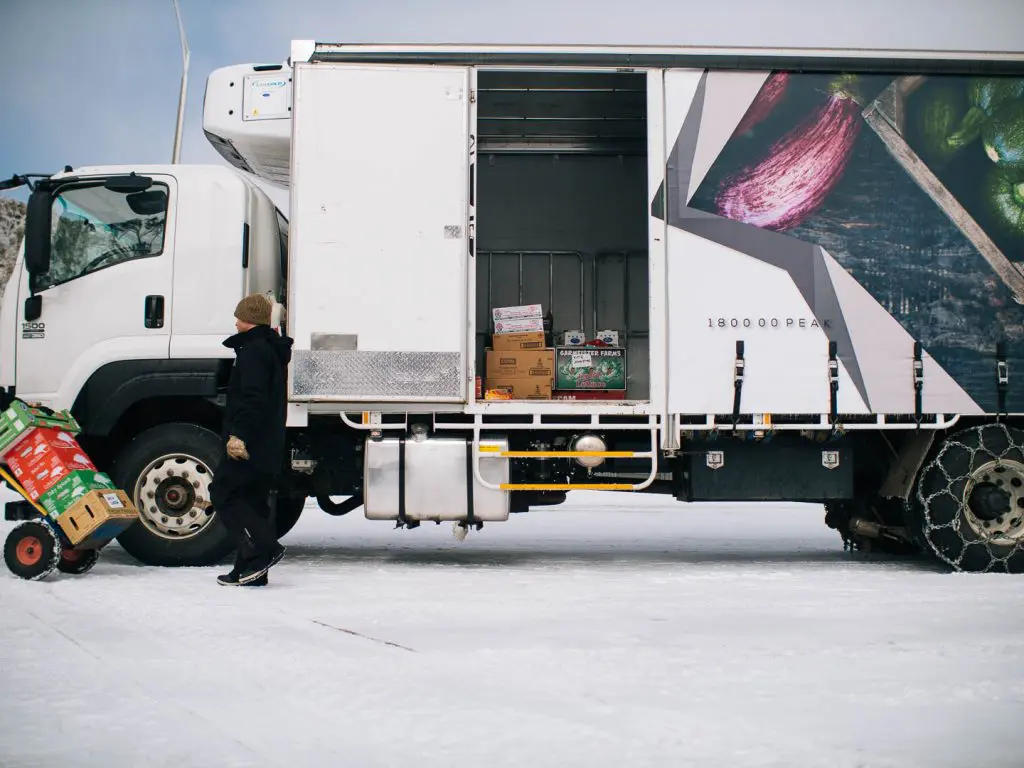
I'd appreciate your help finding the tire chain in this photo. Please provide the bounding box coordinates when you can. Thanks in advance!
[916,422,1024,573]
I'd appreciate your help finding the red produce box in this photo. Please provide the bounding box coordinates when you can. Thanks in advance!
[552,389,628,401]
[6,427,97,500]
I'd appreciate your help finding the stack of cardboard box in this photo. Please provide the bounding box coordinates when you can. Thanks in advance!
[485,304,554,400]
[482,307,629,401]
[0,401,138,548]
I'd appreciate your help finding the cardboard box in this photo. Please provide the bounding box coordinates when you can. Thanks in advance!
[38,469,117,519]
[555,347,627,390]
[484,387,514,401]
[57,489,138,548]
[561,330,586,346]
[486,349,554,380]
[493,317,545,335]
[553,389,628,401]
[6,427,97,500]
[595,330,620,346]
[491,331,546,351]
[492,304,543,322]
[486,379,553,400]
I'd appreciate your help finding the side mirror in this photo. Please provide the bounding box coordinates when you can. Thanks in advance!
[23,295,42,322]
[23,184,53,277]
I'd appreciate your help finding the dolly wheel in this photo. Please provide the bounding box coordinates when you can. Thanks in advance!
[4,521,62,581]
[57,548,100,575]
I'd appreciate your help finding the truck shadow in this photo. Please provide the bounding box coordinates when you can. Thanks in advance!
[97,540,948,572]
[278,543,948,571]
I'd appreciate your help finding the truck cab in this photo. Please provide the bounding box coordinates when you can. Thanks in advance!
[1,164,296,566]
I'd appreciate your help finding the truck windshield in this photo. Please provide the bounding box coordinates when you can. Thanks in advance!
[33,182,169,292]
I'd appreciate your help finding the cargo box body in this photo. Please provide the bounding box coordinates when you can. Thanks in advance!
[277,48,1024,427]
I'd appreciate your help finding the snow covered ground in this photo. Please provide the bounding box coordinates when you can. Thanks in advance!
[3,490,1024,768]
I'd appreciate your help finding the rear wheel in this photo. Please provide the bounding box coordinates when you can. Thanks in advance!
[57,548,101,575]
[914,422,1024,573]
[4,521,61,580]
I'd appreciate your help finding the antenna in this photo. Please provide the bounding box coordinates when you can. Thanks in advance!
[171,0,190,163]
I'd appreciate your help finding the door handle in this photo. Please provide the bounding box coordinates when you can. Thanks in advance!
[145,295,165,329]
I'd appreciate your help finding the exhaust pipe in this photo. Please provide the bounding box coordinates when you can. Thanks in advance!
[848,515,882,539]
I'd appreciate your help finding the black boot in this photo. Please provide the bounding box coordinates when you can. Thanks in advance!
[217,569,269,586]
[217,545,269,586]
[237,543,286,585]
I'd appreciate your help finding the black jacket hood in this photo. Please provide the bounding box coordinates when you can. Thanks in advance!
[223,325,294,366]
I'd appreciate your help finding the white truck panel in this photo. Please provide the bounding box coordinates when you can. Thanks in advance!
[288,63,471,403]
[666,228,870,415]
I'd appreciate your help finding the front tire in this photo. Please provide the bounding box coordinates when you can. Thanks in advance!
[915,422,1024,573]
[112,423,234,567]
[4,521,62,580]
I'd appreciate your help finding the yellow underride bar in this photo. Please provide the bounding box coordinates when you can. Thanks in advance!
[473,427,659,492]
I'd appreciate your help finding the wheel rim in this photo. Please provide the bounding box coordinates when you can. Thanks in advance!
[962,459,1024,544]
[15,536,43,567]
[133,452,215,541]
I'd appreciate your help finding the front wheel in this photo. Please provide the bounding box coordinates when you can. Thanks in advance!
[4,520,62,580]
[112,423,234,567]
[915,422,1024,573]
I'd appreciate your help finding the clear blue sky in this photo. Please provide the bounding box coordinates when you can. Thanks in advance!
[2,0,1023,201]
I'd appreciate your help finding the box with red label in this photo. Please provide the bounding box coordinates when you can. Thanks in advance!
[6,427,97,500]
[553,390,628,401]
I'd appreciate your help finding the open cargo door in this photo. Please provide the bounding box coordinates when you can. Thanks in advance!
[288,63,472,403]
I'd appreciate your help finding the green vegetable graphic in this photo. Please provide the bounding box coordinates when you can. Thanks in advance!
[969,78,1024,115]
[982,100,1024,169]
[987,166,1024,236]
[948,78,1024,147]
[914,84,967,165]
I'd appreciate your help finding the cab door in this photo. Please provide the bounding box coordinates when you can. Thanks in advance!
[15,174,175,408]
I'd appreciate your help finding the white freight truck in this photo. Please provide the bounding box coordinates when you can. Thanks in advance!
[4,42,1024,573]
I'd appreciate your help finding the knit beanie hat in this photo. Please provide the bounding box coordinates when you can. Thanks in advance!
[234,293,273,326]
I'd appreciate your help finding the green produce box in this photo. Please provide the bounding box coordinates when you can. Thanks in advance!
[0,401,81,455]
[554,347,626,390]
[38,469,116,519]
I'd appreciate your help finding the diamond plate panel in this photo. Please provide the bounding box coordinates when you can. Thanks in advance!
[292,351,463,399]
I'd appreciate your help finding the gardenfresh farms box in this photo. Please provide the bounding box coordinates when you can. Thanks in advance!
[554,347,626,390]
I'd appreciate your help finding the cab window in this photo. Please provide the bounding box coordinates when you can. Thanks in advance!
[32,182,169,292]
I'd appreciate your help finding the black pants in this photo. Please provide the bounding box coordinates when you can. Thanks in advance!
[210,460,279,570]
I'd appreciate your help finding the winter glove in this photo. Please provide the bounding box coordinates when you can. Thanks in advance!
[226,435,249,461]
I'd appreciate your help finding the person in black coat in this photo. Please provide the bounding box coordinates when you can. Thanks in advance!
[210,293,294,586]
